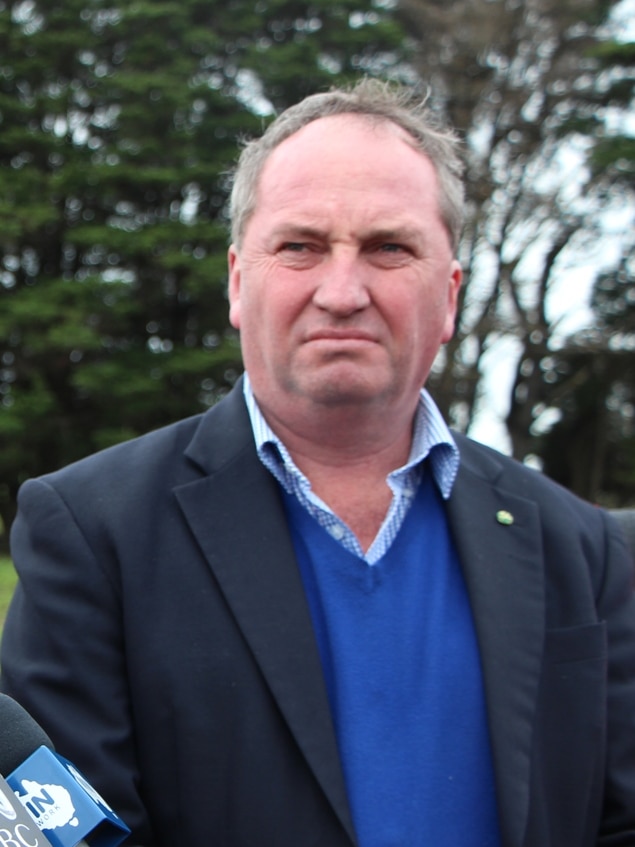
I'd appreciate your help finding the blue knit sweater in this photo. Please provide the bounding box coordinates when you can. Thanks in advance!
[283,474,501,847]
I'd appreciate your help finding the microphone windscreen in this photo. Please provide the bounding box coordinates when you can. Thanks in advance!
[0,693,54,774]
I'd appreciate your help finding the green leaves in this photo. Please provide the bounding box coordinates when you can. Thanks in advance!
[0,0,408,544]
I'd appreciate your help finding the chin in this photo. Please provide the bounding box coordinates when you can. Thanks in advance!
[299,376,396,409]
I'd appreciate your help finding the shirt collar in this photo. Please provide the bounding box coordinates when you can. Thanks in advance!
[242,372,460,499]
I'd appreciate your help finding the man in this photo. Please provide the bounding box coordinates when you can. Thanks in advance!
[2,79,635,847]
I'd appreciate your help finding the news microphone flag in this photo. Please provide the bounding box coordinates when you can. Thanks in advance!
[0,772,53,847]
[6,747,129,847]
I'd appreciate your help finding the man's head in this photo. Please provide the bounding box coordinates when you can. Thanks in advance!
[229,78,465,254]
[226,85,464,433]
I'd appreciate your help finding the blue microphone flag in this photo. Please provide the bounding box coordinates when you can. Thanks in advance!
[7,747,130,847]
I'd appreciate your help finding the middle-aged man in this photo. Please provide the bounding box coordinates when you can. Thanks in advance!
[2,79,635,847]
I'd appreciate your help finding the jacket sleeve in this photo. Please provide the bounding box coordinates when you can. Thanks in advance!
[598,509,635,845]
[597,506,635,847]
[0,477,154,847]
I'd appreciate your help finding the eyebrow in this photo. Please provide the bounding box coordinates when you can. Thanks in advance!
[362,227,423,243]
[269,224,328,241]
[269,224,424,243]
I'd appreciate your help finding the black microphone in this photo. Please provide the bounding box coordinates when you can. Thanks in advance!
[0,693,54,775]
[0,694,130,847]
[0,694,54,846]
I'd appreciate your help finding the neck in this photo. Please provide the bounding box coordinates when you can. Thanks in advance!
[260,396,416,475]
[256,396,418,552]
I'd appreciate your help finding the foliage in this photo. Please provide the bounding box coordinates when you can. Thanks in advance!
[0,0,408,540]
[532,30,635,503]
[2,0,634,519]
[397,0,635,478]
[0,555,16,633]
[537,252,635,503]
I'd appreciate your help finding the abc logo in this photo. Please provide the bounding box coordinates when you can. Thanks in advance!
[0,787,17,822]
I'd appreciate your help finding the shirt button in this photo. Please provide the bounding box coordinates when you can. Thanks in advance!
[329,524,345,540]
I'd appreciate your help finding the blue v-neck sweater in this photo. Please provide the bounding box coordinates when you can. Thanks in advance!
[282,476,501,847]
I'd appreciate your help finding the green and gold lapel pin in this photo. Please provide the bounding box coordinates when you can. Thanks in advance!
[496,510,514,526]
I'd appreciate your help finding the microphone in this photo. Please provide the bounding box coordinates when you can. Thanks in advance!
[0,694,55,847]
[0,694,130,847]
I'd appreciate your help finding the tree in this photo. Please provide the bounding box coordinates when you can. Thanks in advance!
[397,0,634,469]
[537,33,635,504]
[0,0,408,545]
[533,250,635,504]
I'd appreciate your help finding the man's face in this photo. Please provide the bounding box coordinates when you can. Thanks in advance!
[228,114,462,425]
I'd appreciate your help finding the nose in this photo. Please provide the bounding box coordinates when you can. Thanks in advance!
[312,251,371,316]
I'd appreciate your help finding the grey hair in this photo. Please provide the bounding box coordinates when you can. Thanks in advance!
[228,78,465,252]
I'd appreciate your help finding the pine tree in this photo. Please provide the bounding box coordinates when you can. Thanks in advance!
[0,0,407,542]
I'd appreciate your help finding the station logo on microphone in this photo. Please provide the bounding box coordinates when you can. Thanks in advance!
[0,785,18,821]
[13,778,77,832]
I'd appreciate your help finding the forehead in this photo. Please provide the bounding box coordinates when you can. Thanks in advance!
[253,115,443,229]
[261,114,430,181]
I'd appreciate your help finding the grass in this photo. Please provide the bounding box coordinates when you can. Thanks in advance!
[0,555,17,632]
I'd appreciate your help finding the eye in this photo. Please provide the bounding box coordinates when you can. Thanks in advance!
[368,241,415,267]
[275,240,322,269]
[379,243,409,254]
[280,242,307,252]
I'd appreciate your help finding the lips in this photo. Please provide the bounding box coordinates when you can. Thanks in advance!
[303,328,378,343]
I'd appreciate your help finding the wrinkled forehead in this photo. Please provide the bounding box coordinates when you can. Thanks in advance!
[231,110,449,250]
[257,114,435,200]
[242,116,449,251]
[266,111,424,165]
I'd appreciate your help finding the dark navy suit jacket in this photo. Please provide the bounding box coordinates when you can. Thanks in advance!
[2,381,635,846]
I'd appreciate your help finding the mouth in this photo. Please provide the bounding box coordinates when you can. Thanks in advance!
[303,329,378,344]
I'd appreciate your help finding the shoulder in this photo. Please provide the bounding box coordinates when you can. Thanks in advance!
[451,431,617,546]
[38,411,205,491]
[451,436,635,620]
[20,382,252,505]
[453,432,591,507]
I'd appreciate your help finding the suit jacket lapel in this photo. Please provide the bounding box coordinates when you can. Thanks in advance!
[447,435,546,847]
[173,385,356,843]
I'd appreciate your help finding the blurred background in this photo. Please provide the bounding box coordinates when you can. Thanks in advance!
[1,0,634,560]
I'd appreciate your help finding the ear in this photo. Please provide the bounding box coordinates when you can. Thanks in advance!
[227,245,242,330]
[441,260,463,343]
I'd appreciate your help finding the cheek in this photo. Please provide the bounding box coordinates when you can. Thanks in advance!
[234,286,290,351]
[259,280,309,327]
[416,274,460,342]
[399,292,453,353]
[233,265,320,344]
